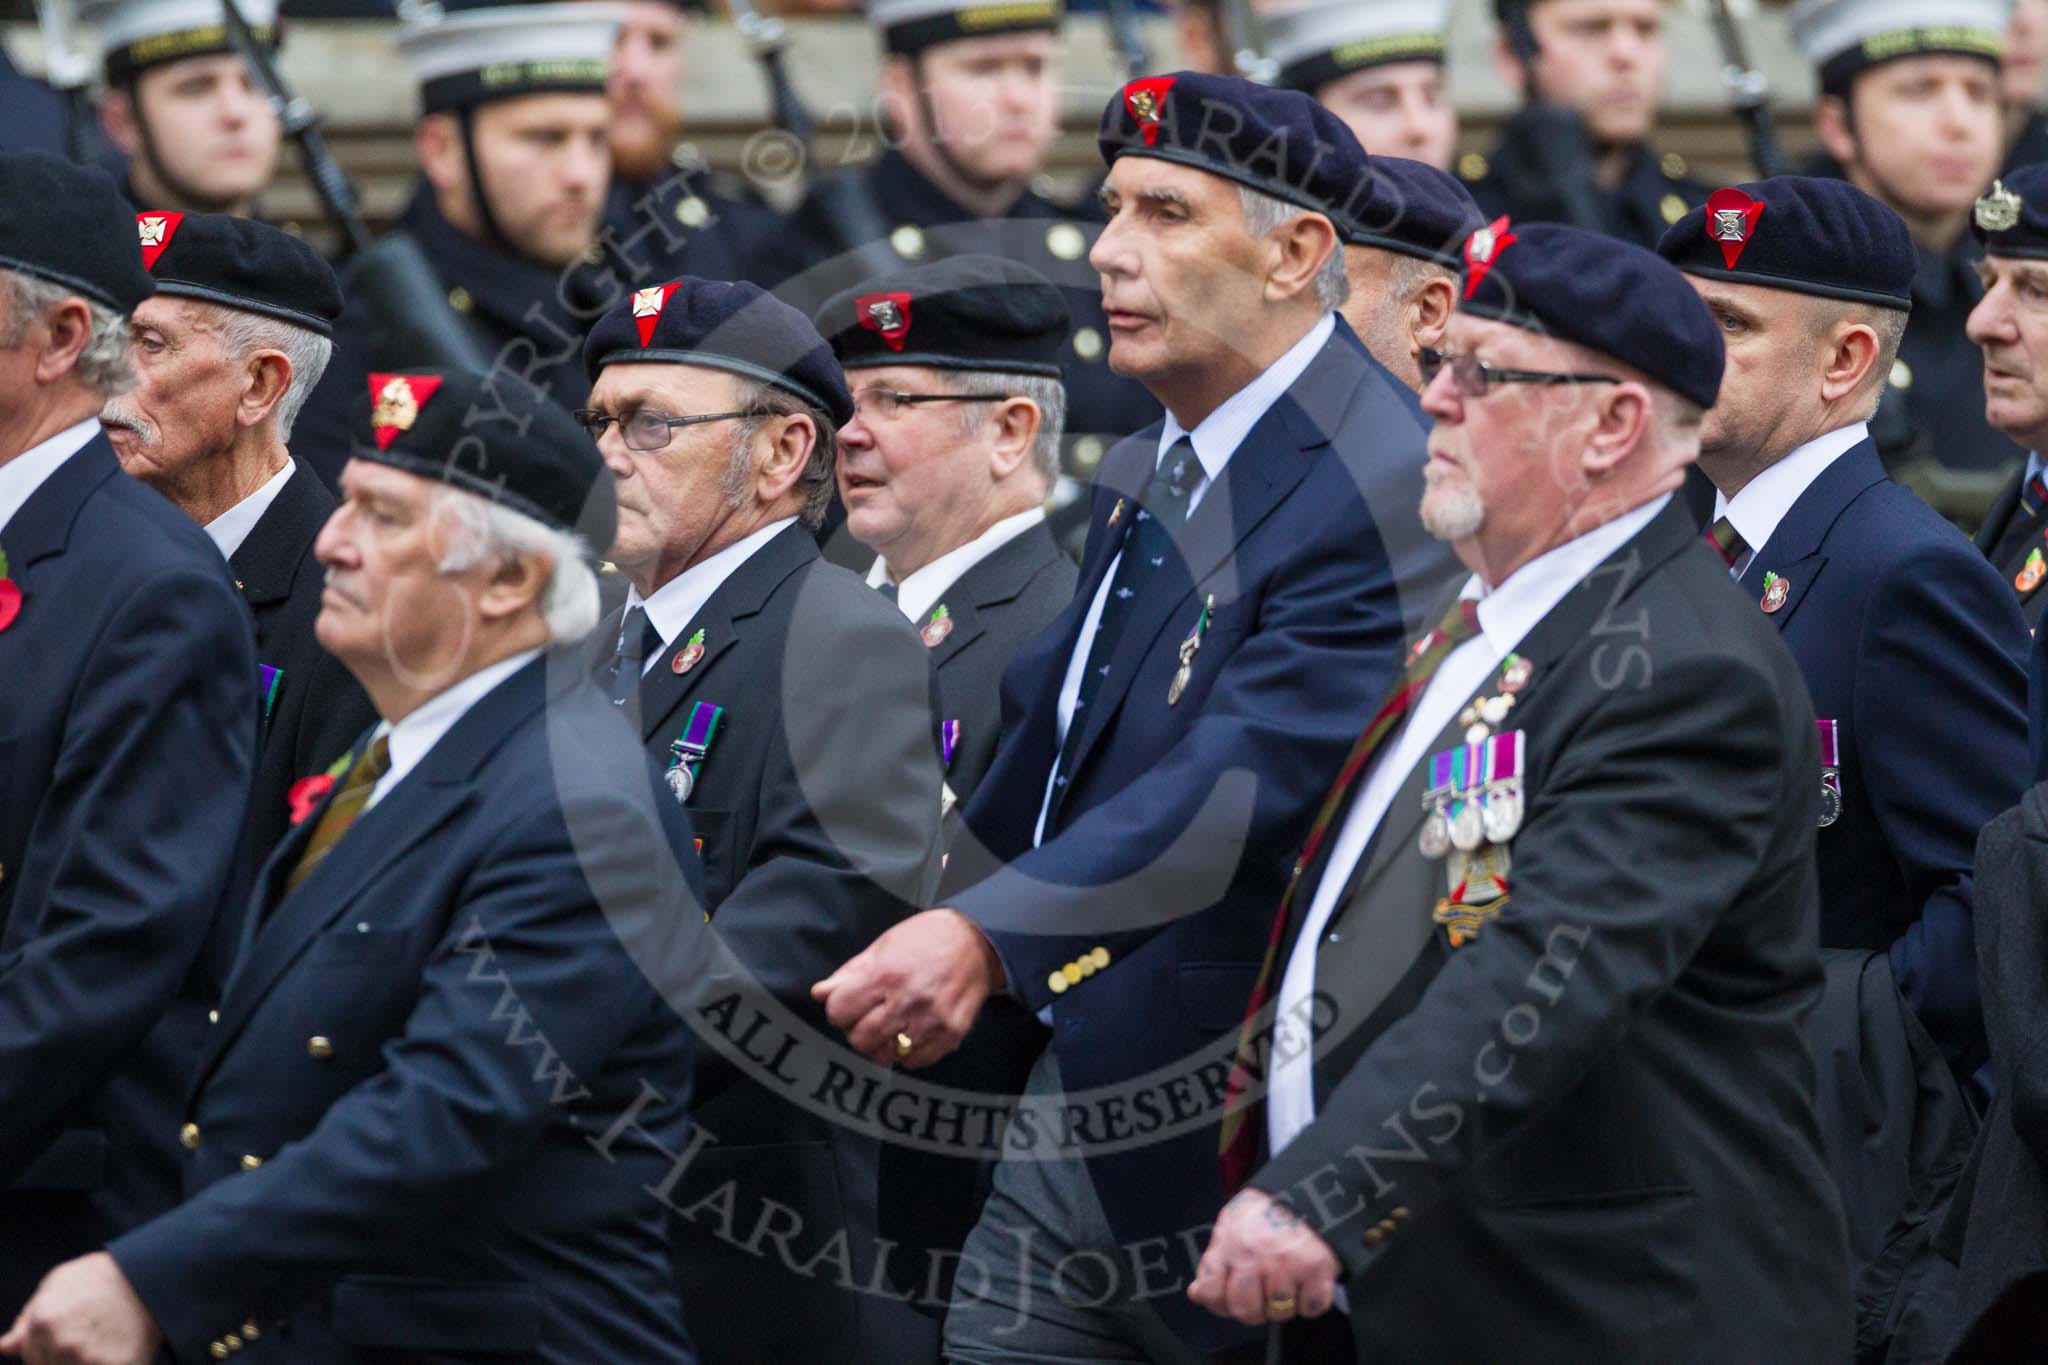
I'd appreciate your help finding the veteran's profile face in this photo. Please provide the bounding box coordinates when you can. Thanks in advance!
[314,459,467,679]
[1684,275,1816,465]
[1969,254,2048,445]
[590,361,752,585]
[836,364,980,552]
[102,297,242,481]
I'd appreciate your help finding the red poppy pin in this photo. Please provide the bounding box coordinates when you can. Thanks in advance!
[368,372,443,451]
[136,212,184,271]
[631,281,683,347]
[1704,188,1764,269]
[1124,76,1176,146]
[286,753,356,825]
[1461,215,1517,300]
[856,292,914,351]
[0,547,21,634]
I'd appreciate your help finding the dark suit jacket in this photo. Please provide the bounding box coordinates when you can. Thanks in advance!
[942,319,1462,1349]
[1973,462,2048,627]
[108,655,702,1365]
[1738,438,2029,1078]
[1253,499,1852,1364]
[230,462,377,860]
[606,523,945,1365]
[918,518,1077,810]
[0,433,255,1321]
[1939,786,2048,1362]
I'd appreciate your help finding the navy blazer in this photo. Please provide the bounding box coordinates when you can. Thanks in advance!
[0,433,255,1320]
[942,318,1462,1348]
[1737,438,2028,1079]
[107,656,703,1365]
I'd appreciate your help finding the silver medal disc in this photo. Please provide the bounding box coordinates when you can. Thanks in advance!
[1450,800,1485,852]
[1818,771,1841,828]
[1419,809,1451,858]
[1482,789,1523,843]
[666,763,695,804]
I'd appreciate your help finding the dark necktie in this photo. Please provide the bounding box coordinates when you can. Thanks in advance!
[1049,438,1201,806]
[1993,471,2048,569]
[283,735,392,897]
[1218,596,1484,1192]
[606,606,660,704]
[1704,516,1748,574]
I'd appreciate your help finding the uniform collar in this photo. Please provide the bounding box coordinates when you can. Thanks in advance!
[628,516,799,662]
[1157,311,1336,504]
[0,417,100,538]
[205,459,295,560]
[1465,494,1672,657]
[867,505,1044,624]
[1713,422,1868,563]
[368,646,544,807]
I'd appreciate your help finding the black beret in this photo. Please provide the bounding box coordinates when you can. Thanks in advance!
[1972,164,2048,258]
[816,255,1069,377]
[1460,218,1724,410]
[349,367,616,552]
[0,151,155,313]
[135,211,342,335]
[1348,156,1485,266]
[583,276,854,428]
[1097,71,1375,230]
[1655,175,1914,310]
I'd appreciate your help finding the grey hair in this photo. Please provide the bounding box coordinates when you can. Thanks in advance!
[431,485,600,644]
[1384,251,1454,308]
[944,368,1066,486]
[211,307,336,442]
[1238,186,1352,312]
[725,379,838,528]
[0,269,136,397]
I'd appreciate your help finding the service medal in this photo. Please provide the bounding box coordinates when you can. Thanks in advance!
[665,763,695,803]
[1418,808,1451,858]
[1816,718,1841,828]
[1483,785,1523,843]
[1168,664,1191,705]
[1450,800,1484,851]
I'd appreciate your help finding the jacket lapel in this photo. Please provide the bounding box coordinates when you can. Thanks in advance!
[923,521,1064,669]
[226,459,331,609]
[3,432,119,571]
[1736,439,1886,630]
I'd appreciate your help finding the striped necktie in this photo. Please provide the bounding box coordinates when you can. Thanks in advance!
[283,735,391,897]
[1704,516,1748,573]
[1218,597,1483,1192]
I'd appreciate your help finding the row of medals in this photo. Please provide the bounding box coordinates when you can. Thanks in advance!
[1418,666,1526,860]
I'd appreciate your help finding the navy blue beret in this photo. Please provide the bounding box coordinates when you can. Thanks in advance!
[349,367,615,551]
[0,151,154,313]
[583,276,854,428]
[1972,164,2048,258]
[136,211,342,336]
[1460,219,1724,410]
[1348,156,1485,266]
[1097,71,1375,230]
[817,255,1069,376]
[1656,175,1913,311]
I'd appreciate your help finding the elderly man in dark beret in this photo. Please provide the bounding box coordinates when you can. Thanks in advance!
[102,211,377,861]
[1970,164,2048,626]
[0,151,256,1328]
[579,276,944,1365]
[1658,174,2028,1096]
[813,72,1458,1364]
[1340,156,1485,394]
[6,367,705,1365]
[1202,221,1852,1363]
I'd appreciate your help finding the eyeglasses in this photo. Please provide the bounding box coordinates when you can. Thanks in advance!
[850,388,1011,423]
[572,407,757,452]
[1418,347,1621,398]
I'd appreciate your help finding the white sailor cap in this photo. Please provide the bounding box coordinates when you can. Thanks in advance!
[79,0,279,86]
[1789,0,2010,93]
[1264,0,1452,94]
[397,2,623,114]
[866,0,1064,56]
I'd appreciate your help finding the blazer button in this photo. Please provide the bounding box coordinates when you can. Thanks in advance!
[307,1035,335,1060]
[1364,1226,1385,1247]
[222,1333,242,1352]
[240,1154,263,1171]
[207,1009,219,1024]
[1390,1206,1409,1221]
[1089,947,1110,969]
[242,1321,261,1341]
[210,1343,229,1360]
[1061,962,1083,985]
[180,1123,200,1150]
[1047,971,1070,995]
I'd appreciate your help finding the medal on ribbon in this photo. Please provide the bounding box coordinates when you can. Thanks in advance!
[1419,730,1525,946]
[1816,718,1841,828]
[1168,594,1213,706]
[665,701,723,803]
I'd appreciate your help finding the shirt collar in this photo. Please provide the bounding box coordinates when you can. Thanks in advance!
[205,460,295,561]
[0,417,100,538]
[2027,450,2043,486]
[1158,311,1336,491]
[372,646,543,798]
[629,517,797,650]
[867,506,1044,625]
[1464,494,1673,656]
[1712,422,1867,558]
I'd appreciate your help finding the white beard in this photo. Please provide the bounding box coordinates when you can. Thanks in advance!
[1420,469,1485,543]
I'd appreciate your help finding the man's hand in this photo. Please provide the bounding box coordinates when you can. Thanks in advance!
[0,1253,163,1365]
[1188,1188,1340,1326]
[812,908,1005,1067]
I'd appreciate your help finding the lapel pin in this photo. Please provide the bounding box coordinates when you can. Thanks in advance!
[1106,497,1126,530]
[922,604,954,648]
[1499,653,1530,694]
[672,627,706,674]
[1760,571,1789,613]
[0,547,20,633]
[2019,548,2045,594]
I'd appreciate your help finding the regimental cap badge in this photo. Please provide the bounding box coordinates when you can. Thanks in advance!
[1977,179,2024,233]
[1704,187,1765,269]
[1461,215,1516,300]
[856,291,914,351]
[1123,75,1176,146]
[136,211,184,271]
[631,281,683,348]
[368,372,443,450]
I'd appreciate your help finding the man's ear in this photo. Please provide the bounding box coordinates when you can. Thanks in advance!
[1410,273,1457,351]
[477,549,550,624]
[100,87,143,159]
[416,114,464,195]
[238,350,295,430]
[1264,212,1339,305]
[755,412,817,503]
[985,397,1042,482]
[1813,94,1858,170]
[1819,320,1882,406]
[877,55,920,142]
[1584,380,1653,478]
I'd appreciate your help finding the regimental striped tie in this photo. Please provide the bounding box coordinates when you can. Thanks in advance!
[2023,472,2048,518]
[1704,516,1748,573]
[283,735,391,897]
[1218,598,1483,1193]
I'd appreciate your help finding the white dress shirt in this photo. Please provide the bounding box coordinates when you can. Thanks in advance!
[366,647,543,809]
[624,517,797,676]
[1031,311,1338,846]
[866,506,1045,624]
[1711,422,1868,577]
[205,460,296,560]
[0,418,100,537]
[1266,494,1672,1169]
